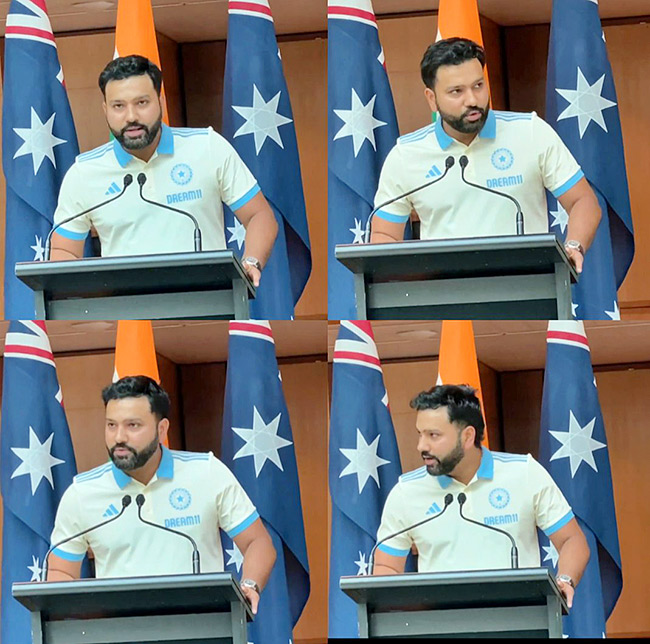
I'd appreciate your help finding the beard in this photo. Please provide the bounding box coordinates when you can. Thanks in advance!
[438,103,489,135]
[422,435,465,477]
[109,433,160,471]
[111,113,162,150]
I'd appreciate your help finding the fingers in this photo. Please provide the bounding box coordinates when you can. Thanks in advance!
[241,585,260,614]
[572,250,584,274]
[243,265,261,287]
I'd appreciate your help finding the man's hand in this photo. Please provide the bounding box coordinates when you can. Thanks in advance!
[240,583,260,614]
[564,246,584,274]
[556,578,575,608]
[242,263,261,287]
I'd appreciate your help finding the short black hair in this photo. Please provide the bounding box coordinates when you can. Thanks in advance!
[410,384,485,447]
[102,376,170,420]
[420,37,486,89]
[98,55,163,96]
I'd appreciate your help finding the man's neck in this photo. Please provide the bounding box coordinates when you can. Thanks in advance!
[126,128,162,163]
[441,119,478,147]
[128,445,163,485]
[449,446,483,486]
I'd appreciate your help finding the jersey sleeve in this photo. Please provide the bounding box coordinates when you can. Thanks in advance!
[49,483,88,561]
[210,455,259,538]
[210,128,261,214]
[373,145,413,225]
[528,456,574,536]
[532,113,584,199]
[375,483,412,557]
[52,163,92,241]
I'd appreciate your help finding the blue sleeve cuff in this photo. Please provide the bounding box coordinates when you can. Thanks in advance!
[374,209,410,224]
[55,227,89,241]
[543,510,575,536]
[228,184,261,212]
[226,510,260,539]
[52,547,86,561]
[377,543,410,557]
[551,169,584,198]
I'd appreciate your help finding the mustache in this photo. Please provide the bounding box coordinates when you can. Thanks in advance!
[121,122,149,135]
[421,452,438,460]
[462,106,486,118]
[110,443,137,456]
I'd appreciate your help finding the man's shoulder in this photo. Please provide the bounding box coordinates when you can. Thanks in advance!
[75,141,115,166]
[72,461,114,486]
[396,123,437,147]
[490,450,532,475]
[169,449,213,463]
[169,126,213,140]
[492,110,537,123]
[397,465,429,485]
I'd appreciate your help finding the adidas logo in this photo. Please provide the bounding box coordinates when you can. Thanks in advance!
[425,502,442,516]
[426,165,442,179]
[105,182,121,196]
[102,503,119,518]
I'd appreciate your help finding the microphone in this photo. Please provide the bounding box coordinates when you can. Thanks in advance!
[135,494,201,574]
[459,155,525,236]
[137,173,203,252]
[41,494,132,581]
[457,492,519,569]
[368,493,453,575]
[45,174,133,260]
[364,155,456,242]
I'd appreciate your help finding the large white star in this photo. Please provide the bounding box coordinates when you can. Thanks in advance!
[227,217,246,250]
[333,89,387,158]
[31,234,45,261]
[550,203,569,234]
[556,68,617,139]
[605,301,620,320]
[354,551,369,576]
[28,555,43,582]
[225,543,244,573]
[233,85,293,155]
[350,218,365,244]
[542,540,559,570]
[232,407,292,477]
[572,302,579,319]
[11,427,66,495]
[13,107,67,175]
[339,428,391,494]
[549,411,606,478]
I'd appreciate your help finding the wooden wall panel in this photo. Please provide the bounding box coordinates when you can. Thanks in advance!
[500,366,650,636]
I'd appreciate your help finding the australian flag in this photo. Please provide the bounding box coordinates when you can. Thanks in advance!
[328,0,402,319]
[329,321,404,637]
[546,0,634,320]
[3,0,80,319]
[220,321,310,643]
[222,0,311,320]
[1,321,79,644]
[539,321,622,637]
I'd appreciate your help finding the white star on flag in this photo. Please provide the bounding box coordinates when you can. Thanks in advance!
[556,67,617,139]
[571,302,579,318]
[31,235,45,261]
[354,551,369,576]
[350,218,365,244]
[225,543,244,573]
[549,410,607,478]
[549,203,569,234]
[232,407,292,477]
[605,301,620,320]
[27,555,43,582]
[333,89,387,158]
[13,107,67,175]
[11,427,65,495]
[227,217,246,250]
[339,428,390,494]
[542,539,559,569]
[233,85,293,155]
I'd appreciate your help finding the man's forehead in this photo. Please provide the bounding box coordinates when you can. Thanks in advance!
[105,74,156,97]
[416,407,452,428]
[106,396,153,413]
[435,59,484,86]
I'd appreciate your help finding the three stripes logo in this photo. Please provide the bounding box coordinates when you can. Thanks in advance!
[102,503,119,518]
[105,181,121,196]
[425,501,442,516]
[425,164,442,179]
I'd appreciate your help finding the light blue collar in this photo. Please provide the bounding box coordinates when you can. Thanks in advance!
[434,109,497,150]
[111,445,174,489]
[113,123,174,168]
[435,446,494,489]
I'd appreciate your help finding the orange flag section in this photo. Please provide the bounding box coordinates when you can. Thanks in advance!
[436,320,489,447]
[114,0,169,124]
[113,321,160,383]
[436,0,492,98]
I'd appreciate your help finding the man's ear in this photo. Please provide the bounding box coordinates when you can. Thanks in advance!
[424,87,438,113]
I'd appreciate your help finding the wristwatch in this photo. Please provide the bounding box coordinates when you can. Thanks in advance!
[564,240,584,255]
[241,578,260,594]
[556,574,574,588]
[242,256,262,272]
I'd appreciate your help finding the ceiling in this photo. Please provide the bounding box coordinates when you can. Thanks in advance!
[0,0,647,42]
[327,320,650,372]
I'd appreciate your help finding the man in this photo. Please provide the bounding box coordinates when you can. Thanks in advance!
[371,38,601,274]
[374,385,590,609]
[47,376,276,614]
[49,55,278,287]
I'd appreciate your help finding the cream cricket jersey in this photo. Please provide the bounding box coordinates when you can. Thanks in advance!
[50,447,258,578]
[374,110,584,239]
[52,124,260,256]
[376,448,573,572]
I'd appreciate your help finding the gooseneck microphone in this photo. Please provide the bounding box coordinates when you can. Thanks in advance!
[45,174,134,261]
[364,156,456,242]
[136,173,203,252]
[457,492,519,569]
[458,155,525,236]
[135,494,201,574]
[41,494,132,581]
[368,493,453,575]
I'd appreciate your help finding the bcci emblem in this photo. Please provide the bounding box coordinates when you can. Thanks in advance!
[171,163,193,186]
[169,487,192,511]
[489,488,510,509]
[491,148,514,171]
